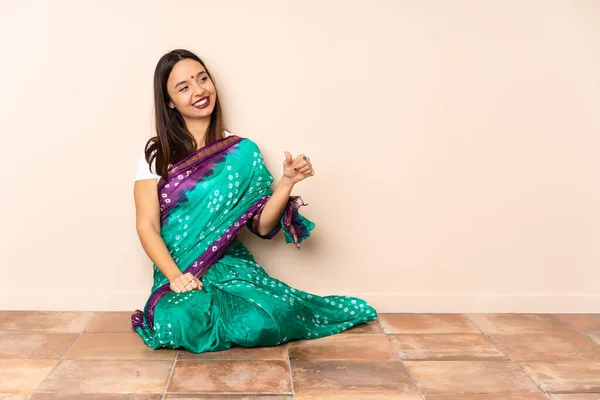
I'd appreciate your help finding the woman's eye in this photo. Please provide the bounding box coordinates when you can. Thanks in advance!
[179,86,188,92]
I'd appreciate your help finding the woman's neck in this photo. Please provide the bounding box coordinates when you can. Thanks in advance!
[184,117,210,149]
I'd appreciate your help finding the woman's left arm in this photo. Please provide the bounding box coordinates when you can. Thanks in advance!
[256,151,314,236]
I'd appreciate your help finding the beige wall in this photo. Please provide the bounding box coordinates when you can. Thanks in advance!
[1,0,599,313]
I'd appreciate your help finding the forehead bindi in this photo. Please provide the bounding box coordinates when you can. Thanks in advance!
[172,69,207,90]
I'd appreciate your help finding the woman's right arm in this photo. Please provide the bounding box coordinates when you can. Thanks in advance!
[134,179,201,292]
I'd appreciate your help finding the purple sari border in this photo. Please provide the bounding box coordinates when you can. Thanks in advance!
[185,196,269,279]
[132,310,145,330]
[247,203,280,240]
[140,195,271,330]
[158,137,244,223]
[246,195,310,249]
[283,196,309,249]
[163,135,243,181]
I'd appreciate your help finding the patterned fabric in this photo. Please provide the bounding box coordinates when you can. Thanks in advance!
[132,135,377,353]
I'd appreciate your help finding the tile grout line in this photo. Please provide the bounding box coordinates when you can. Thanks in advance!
[162,350,179,400]
[464,314,553,398]
[383,329,426,399]
[552,313,600,345]
[30,311,98,394]
[285,343,296,400]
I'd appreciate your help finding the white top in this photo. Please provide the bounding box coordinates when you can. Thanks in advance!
[135,131,233,182]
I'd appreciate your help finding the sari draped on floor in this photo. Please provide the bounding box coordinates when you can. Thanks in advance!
[132,135,377,353]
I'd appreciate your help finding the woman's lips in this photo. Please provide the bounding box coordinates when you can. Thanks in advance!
[192,97,210,110]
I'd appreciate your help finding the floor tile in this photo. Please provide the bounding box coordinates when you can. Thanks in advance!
[296,395,421,400]
[36,360,172,393]
[379,314,480,334]
[0,359,58,393]
[164,395,293,399]
[403,360,542,394]
[64,333,176,360]
[291,361,419,395]
[0,395,30,400]
[167,360,291,393]
[426,397,550,400]
[555,314,600,334]
[5,310,600,398]
[389,334,507,361]
[519,361,600,392]
[178,344,287,361]
[344,320,384,334]
[490,333,600,361]
[466,314,573,334]
[288,334,398,361]
[0,312,96,333]
[0,333,79,359]
[85,312,135,333]
[588,332,600,344]
[30,395,162,399]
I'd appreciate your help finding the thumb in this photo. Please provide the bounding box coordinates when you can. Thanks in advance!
[284,151,293,165]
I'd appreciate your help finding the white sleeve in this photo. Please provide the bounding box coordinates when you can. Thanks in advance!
[135,150,160,181]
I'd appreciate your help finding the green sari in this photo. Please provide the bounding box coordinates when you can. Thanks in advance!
[132,135,377,352]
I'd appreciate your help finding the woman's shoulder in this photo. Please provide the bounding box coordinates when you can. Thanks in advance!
[227,131,257,146]
[224,130,259,149]
[135,144,159,181]
[138,146,157,164]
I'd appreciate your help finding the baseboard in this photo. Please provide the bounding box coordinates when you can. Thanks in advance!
[363,293,600,313]
[1,291,598,313]
[0,292,150,312]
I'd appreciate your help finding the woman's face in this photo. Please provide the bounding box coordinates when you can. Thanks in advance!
[166,58,217,121]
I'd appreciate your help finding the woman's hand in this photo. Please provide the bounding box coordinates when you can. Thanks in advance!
[169,272,203,293]
[282,151,314,185]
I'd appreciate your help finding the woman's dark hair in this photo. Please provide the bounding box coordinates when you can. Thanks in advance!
[144,49,224,178]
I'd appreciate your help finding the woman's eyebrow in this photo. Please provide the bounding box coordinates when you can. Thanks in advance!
[175,71,207,88]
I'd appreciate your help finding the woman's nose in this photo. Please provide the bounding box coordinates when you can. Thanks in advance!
[190,81,205,96]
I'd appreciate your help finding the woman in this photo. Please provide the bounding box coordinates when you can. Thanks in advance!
[132,49,377,353]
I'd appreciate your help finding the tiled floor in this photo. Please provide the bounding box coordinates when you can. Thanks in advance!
[0,311,599,399]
